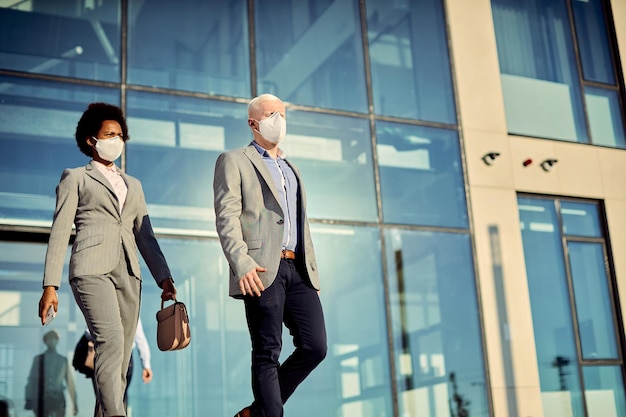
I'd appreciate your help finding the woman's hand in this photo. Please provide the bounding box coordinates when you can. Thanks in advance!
[39,286,58,325]
[160,278,176,301]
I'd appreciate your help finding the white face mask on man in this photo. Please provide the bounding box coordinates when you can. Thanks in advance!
[255,112,286,144]
[92,136,124,162]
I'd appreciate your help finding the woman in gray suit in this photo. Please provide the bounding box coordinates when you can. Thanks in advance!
[38,103,177,417]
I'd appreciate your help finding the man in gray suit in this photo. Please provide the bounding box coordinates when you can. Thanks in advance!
[214,94,327,417]
[38,102,176,417]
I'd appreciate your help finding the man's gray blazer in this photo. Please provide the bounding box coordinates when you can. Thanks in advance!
[43,161,171,288]
[213,144,319,297]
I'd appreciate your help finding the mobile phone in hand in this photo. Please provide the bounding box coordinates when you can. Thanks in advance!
[43,305,56,326]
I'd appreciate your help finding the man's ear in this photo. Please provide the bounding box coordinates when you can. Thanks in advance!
[248,119,255,128]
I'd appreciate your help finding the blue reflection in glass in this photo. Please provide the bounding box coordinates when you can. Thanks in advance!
[560,201,601,237]
[0,76,118,225]
[0,4,120,82]
[283,224,392,417]
[366,0,456,124]
[518,197,584,416]
[385,229,487,417]
[376,122,467,228]
[492,0,588,144]
[282,110,377,222]
[134,227,393,417]
[254,0,368,113]
[136,238,248,417]
[128,0,250,97]
[571,0,616,85]
[585,87,626,148]
[0,242,90,415]
[582,366,626,417]
[125,91,249,233]
[568,242,618,360]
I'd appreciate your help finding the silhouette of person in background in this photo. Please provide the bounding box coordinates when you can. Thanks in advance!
[25,330,77,417]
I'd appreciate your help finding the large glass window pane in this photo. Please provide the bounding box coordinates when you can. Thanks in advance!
[582,366,626,417]
[255,0,368,113]
[134,228,392,417]
[365,0,456,124]
[1,228,390,417]
[571,0,616,85]
[126,95,377,231]
[492,0,588,143]
[376,122,467,228]
[0,240,95,417]
[0,76,119,227]
[133,238,245,417]
[560,201,601,237]
[282,111,377,222]
[128,0,250,97]
[125,91,249,233]
[385,229,488,417]
[283,224,392,417]
[0,2,120,82]
[518,197,585,416]
[584,87,626,148]
[568,242,618,360]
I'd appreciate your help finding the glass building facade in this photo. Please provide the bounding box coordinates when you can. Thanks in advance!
[0,1,625,417]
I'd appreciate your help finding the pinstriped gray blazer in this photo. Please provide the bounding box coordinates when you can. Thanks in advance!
[213,144,319,297]
[43,161,171,288]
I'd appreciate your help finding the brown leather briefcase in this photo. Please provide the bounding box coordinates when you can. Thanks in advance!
[156,299,191,351]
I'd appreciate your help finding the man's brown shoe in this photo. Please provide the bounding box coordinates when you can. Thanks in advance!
[234,407,251,417]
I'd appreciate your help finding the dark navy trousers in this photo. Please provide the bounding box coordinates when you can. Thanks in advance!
[244,258,327,417]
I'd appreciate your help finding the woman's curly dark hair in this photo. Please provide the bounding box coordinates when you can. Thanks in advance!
[75,102,130,157]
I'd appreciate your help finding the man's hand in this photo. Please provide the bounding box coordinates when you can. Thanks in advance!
[239,266,267,297]
[160,278,176,301]
[38,286,58,325]
[142,368,153,384]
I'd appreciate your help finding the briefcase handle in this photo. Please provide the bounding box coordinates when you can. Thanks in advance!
[161,296,178,310]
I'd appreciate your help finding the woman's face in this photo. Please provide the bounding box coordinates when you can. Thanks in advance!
[90,119,123,143]
[87,120,124,163]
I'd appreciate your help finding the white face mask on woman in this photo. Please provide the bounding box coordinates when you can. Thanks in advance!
[92,136,124,162]
[255,112,286,144]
